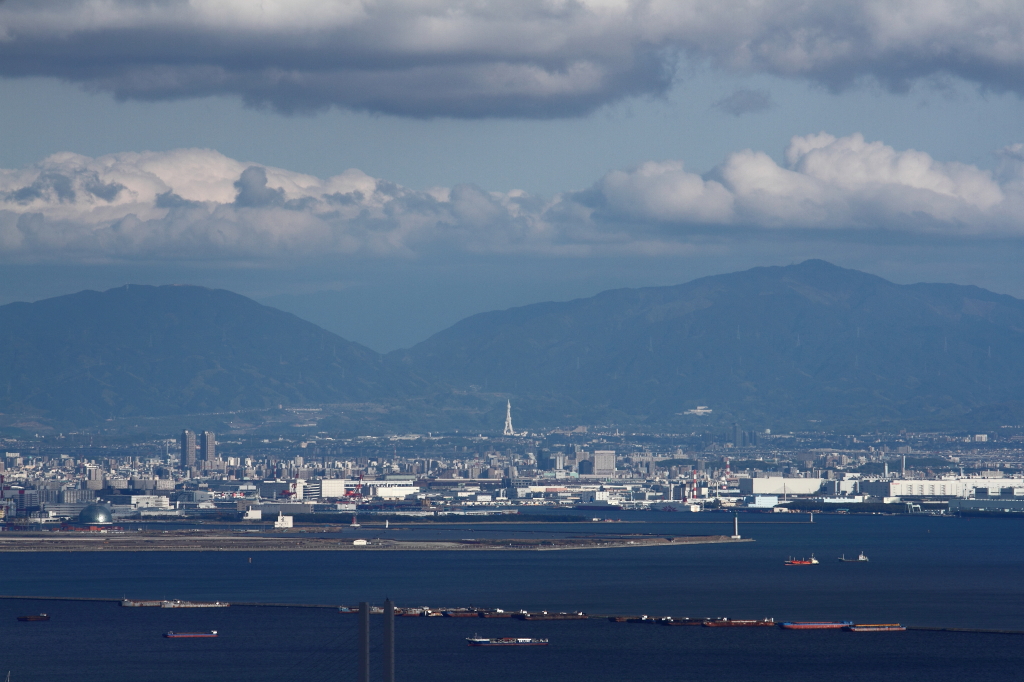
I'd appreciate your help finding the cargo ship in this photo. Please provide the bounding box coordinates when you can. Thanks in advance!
[163,631,218,638]
[513,611,588,621]
[121,600,162,607]
[779,621,853,630]
[703,618,775,627]
[844,624,906,632]
[161,600,229,608]
[784,555,819,565]
[442,609,480,618]
[17,614,49,622]
[479,610,513,618]
[838,552,869,562]
[466,635,548,646]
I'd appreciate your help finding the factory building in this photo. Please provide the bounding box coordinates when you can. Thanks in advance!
[861,477,1024,499]
[738,477,824,496]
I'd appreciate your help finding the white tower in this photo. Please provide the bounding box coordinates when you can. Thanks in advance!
[503,400,515,436]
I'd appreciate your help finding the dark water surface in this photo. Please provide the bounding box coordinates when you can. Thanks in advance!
[0,513,1021,681]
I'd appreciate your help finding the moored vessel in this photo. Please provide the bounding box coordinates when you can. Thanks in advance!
[844,623,905,632]
[659,617,705,626]
[466,635,548,646]
[513,611,588,620]
[163,631,218,638]
[161,600,229,608]
[779,621,853,630]
[121,599,162,607]
[703,618,775,627]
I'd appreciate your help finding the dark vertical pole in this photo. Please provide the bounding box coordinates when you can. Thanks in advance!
[383,598,395,682]
[358,602,370,682]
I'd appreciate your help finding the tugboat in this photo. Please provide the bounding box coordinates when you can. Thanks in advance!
[838,552,869,562]
[784,555,819,565]
[16,614,49,622]
[466,634,549,646]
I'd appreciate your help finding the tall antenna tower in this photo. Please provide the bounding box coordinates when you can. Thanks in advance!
[503,400,515,436]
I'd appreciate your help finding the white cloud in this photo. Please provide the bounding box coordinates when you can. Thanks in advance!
[1,133,1023,264]
[0,1,1021,117]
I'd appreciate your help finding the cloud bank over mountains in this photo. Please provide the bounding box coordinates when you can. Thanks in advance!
[0,0,1022,117]
[1,133,1022,264]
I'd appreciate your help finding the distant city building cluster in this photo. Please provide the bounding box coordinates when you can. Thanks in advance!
[1,424,1023,525]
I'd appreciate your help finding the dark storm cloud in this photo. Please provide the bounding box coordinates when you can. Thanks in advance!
[0,1,1021,118]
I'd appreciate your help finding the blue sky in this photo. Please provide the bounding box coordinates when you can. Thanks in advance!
[1,1,1023,351]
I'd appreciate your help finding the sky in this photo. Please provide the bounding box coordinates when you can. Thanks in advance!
[1,0,1023,352]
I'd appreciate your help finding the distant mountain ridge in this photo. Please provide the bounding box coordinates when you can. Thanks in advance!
[393,260,1024,428]
[4,261,1024,430]
[0,284,412,424]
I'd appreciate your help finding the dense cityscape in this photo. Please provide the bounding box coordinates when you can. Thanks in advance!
[3,408,1023,527]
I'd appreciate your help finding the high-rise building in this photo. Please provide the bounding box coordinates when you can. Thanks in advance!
[592,450,616,476]
[200,431,216,462]
[180,430,196,470]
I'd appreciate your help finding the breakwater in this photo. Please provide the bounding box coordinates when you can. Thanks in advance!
[1,595,1021,635]
[0,533,749,552]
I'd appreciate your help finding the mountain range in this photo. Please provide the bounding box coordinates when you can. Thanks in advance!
[4,260,1024,431]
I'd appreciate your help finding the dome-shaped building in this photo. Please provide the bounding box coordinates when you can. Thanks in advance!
[77,504,114,526]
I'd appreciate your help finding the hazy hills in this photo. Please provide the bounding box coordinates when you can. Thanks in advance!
[5,261,1024,430]
[396,260,1024,428]
[0,285,412,425]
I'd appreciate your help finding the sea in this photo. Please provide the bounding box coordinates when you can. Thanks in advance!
[0,512,1021,681]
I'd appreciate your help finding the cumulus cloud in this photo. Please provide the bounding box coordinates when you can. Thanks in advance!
[0,1,1021,117]
[1,133,1023,264]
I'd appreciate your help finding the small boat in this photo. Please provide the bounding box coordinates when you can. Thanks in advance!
[844,623,905,632]
[16,614,49,622]
[839,552,869,562]
[164,631,218,638]
[467,635,548,646]
[703,618,775,628]
[784,555,819,565]
[779,621,853,630]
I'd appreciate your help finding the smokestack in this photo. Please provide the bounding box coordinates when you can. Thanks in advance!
[358,602,370,682]
[383,598,395,682]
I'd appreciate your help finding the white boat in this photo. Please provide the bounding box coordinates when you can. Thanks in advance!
[838,552,869,562]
